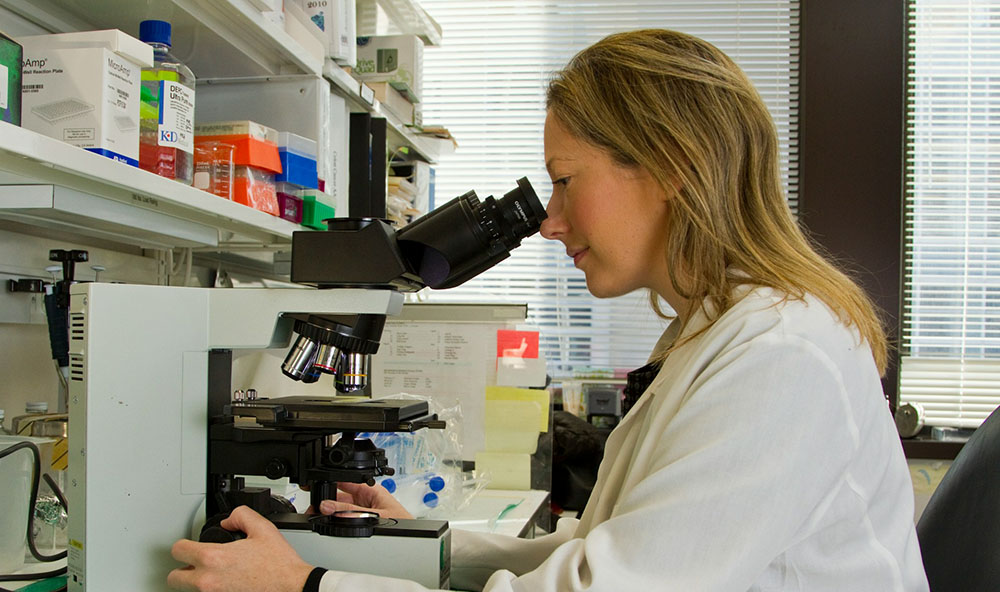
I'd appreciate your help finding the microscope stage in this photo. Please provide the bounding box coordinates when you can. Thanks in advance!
[224,396,443,432]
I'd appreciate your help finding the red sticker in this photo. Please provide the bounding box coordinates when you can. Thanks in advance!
[497,329,539,358]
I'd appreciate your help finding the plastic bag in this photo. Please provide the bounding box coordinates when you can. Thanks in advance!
[360,393,489,518]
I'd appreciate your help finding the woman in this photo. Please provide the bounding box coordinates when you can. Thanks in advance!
[168,29,928,591]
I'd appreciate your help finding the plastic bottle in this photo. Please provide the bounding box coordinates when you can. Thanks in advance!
[138,20,195,184]
[12,402,50,435]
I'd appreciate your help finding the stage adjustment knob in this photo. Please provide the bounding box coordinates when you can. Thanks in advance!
[312,511,380,538]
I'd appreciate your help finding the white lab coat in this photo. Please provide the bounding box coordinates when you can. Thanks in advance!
[319,287,929,591]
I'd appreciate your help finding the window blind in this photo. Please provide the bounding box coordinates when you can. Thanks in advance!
[901,0,1000,427]
[417,0,800,377]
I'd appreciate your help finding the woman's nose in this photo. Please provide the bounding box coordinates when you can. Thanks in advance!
[540,195,566,240]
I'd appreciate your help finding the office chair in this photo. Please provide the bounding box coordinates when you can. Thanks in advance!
[915,404,1000,591]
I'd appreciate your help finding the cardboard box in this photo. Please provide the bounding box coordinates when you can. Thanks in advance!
[297,0,356,66]
[17,30,153,165]
[355,34,423,98]
[283,0,325,63]
[367,81,416,126]
[0,30,22,125]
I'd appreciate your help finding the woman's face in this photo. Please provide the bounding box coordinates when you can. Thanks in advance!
[540,112,675,302]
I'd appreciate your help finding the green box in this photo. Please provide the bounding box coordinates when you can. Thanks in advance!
[0,30,22,125]
[300,192,337,230]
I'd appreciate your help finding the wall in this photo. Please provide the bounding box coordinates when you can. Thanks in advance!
[799,0,906,410]
[0,223,214,424]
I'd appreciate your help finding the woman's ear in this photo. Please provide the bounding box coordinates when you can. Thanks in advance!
[659,174,683,203]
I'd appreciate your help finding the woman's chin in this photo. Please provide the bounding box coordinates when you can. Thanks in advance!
[585,276,627,299]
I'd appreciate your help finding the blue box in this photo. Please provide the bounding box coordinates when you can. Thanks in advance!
[275,149,318,189]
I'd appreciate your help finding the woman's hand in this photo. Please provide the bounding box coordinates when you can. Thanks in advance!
[167,506,314,592]
[319,481,414,520]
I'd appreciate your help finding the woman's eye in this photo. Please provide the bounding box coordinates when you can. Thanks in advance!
[552,177,569,186]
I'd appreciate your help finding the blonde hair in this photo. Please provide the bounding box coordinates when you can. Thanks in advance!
[546,29,889,374]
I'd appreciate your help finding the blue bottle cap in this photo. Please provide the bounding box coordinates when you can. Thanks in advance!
[380,478,397,494]
[427,475,445,492]
[139,20,172,47]
[422,492,439,508]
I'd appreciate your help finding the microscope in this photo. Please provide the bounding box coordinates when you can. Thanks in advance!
[64,179,545,591]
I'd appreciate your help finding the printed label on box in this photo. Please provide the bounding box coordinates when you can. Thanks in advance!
[377,48,398,73]
[157,80,195,154]
[64,128,95,141]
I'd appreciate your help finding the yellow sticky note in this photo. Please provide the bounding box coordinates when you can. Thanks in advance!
[486,386,550,433]
[485,400,541,453]
[475,451,531,490]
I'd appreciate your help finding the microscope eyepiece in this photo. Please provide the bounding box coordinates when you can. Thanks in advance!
[396,177,546,289]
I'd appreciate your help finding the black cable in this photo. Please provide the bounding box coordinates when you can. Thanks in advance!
[0,565,67,582]
[0,441,69,583]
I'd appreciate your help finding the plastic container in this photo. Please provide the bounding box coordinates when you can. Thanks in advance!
[233,165,278,215]
[0,435,39,573]
[275,131,319,189]
[138,20,195,184]
[0,409,9,435]
[276,185,304,223]
[277,131,317,160]
[276,149,319,188]
[300,190,337,229]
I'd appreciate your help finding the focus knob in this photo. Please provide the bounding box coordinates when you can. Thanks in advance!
[264,458,288,480]
[200,525,247,543]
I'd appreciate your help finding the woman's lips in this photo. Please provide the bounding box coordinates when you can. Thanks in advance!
[570,248,588,266]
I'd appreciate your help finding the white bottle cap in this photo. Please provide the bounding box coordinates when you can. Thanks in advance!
[26,401,49,413]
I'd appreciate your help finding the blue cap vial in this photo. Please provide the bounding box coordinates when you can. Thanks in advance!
[427,475,445,492]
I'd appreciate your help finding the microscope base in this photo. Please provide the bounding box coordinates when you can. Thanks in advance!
[280,516,450,589]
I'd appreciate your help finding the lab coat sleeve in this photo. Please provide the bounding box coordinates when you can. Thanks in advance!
[319,331,867,591]
[449,517,579,590]
[476,332,864,591]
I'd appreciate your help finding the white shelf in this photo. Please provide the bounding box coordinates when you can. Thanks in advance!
[357,0,443,46]
[0,0,449,250]
[0,122,300,249]
[1,0,323,77]
[324,61,443,163]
